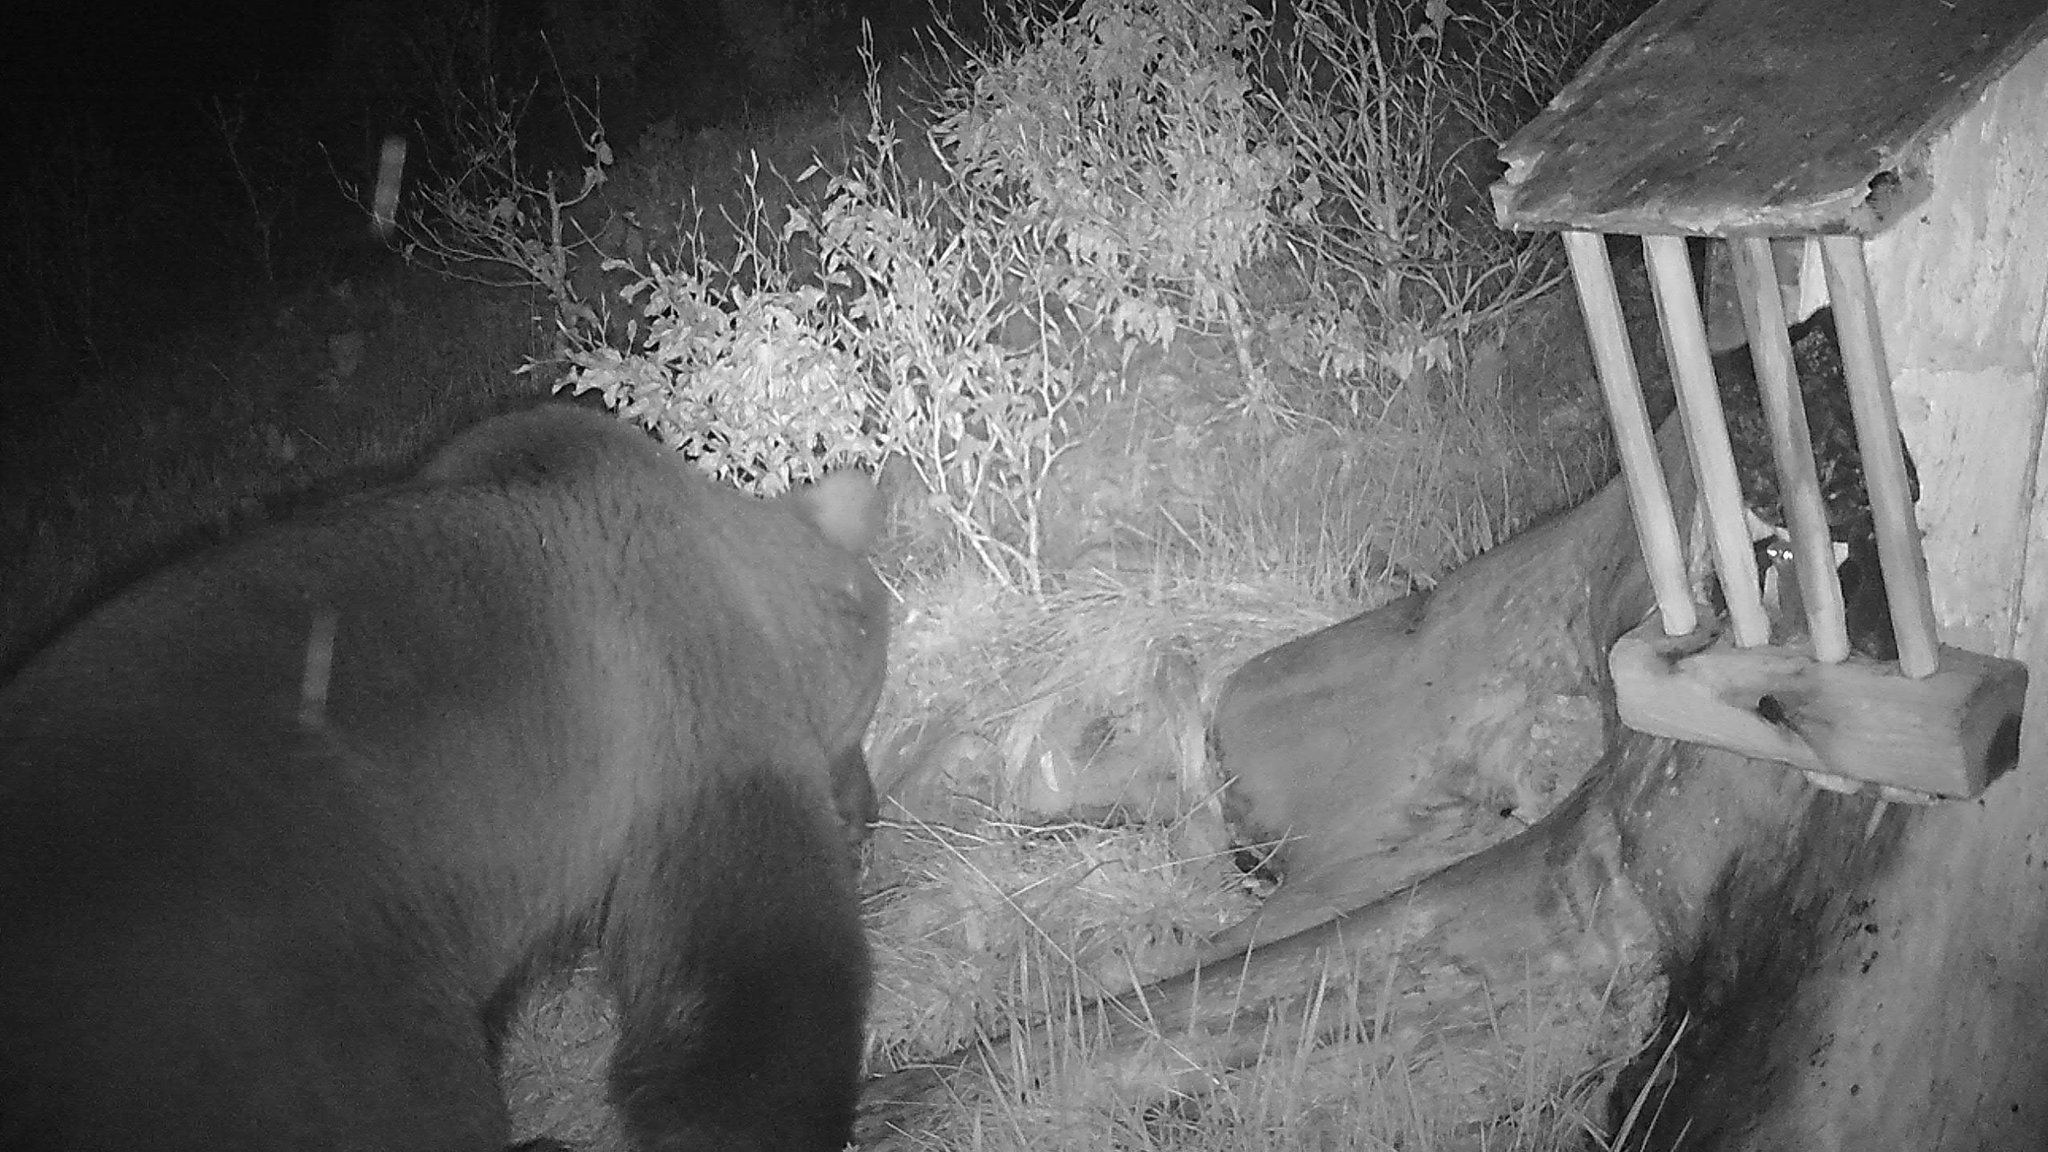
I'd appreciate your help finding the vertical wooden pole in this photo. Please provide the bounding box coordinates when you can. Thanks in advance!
[1644,234,1769,647]
[1731,237,1851,663]
[1564,231,1696,637]
[1819,236,1941,678]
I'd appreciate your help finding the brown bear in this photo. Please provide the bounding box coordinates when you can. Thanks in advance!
[0,405,890,1152]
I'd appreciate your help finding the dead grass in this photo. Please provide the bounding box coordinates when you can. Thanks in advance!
[852,925,1660,1152]
[863,818,1256,1069]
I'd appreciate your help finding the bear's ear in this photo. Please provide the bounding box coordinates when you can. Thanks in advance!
[790,472,882,555]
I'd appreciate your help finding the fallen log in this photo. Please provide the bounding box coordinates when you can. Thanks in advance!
[859,435,1691,1141]
[1207,458,1651,950]
[859,416,2048,1147]
[856,723,1828,1145]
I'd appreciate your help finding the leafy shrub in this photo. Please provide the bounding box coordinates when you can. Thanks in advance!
[558,81,1082,587]
[936,0,1291,350]
[794,111,1080,582]
[555,156,878,495]
[1259,0,1623,421]
[397,0,1626,582]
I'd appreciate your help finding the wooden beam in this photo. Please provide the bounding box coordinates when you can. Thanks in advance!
[1821,237,1942,678]
[1645,235,1769,646]
[1566,230,1696,636]
[1730,237,1851,662]
[1611,618,2027,799]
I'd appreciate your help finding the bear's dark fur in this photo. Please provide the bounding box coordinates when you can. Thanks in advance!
[0,406,889,1152]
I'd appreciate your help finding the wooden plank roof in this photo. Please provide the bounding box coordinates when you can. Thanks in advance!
[1492,0,2048,236]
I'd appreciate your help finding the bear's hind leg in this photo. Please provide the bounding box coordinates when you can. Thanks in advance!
[599,771,870,1152]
